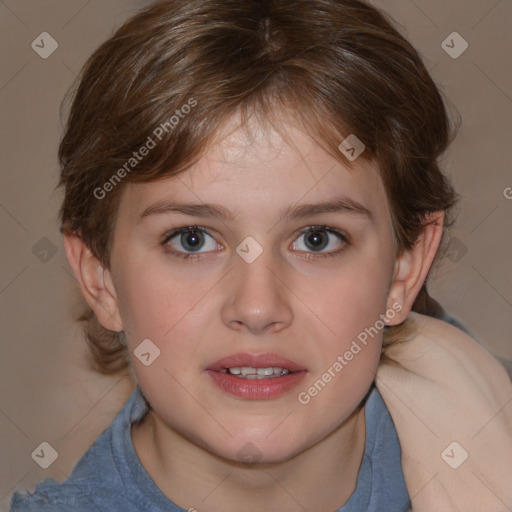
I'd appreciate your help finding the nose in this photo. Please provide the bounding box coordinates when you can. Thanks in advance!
[220,247,294,335]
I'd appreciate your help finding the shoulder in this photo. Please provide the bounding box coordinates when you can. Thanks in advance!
[9,386,148,512]
[376,312,512,511]
[364,386,407,480]
[383,311,511,386]
[8,442,125,512]
[377,311,512,432]
[9,431,127,512]
[8,477,91,511]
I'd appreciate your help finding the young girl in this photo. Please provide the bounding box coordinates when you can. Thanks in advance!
[9,0,512,510]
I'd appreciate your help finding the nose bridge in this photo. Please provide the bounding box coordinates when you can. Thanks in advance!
[220,242,293,333]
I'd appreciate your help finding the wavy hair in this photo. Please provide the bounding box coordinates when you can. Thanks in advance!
[58,0,459,374]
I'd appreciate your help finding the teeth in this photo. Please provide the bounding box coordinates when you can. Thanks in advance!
[224,366,290,378]
[257,367,274,376]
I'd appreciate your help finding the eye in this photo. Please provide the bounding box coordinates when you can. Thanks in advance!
[161,225,348,261]
[291,226,348,256]
[162,226,221,259]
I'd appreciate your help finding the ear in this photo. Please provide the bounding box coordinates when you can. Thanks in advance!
[63,233,123,332]
[385,211,444,325]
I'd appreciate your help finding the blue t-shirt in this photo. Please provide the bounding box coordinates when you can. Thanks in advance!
[9,384,411,511]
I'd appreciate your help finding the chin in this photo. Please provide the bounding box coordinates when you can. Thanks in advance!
[206,436,306,466]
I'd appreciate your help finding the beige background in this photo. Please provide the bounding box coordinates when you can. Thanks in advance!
[1,0,511,508]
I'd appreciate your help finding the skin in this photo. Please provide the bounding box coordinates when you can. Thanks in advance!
[64,112,443,512]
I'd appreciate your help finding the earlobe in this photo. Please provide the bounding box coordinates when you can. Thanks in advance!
[63,233,123,332]
[385,211,444,325]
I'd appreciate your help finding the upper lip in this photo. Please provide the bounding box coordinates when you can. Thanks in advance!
[206,353,307,372]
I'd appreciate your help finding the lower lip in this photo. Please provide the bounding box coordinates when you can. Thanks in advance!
[206,370,307,399]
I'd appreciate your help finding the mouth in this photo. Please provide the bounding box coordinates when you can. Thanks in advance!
[218,366,293,379]
[206,353,307,399]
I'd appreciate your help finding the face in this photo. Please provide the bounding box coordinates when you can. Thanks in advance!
[109,114,398,464]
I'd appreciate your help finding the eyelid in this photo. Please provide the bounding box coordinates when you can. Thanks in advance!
[161,225,223,260]
[290,225,349,256]
[161,225,219,245]
[294,225,349,243]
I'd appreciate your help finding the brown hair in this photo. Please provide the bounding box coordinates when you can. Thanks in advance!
[58,0,459,374]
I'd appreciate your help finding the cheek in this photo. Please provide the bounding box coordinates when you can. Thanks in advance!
[115,275,169,339]
[292,253,389,413]
[117,267,211,408]
[113,258,203,340]
[113,260,218,387]
[302,255,391,348]
[295,304,383,444]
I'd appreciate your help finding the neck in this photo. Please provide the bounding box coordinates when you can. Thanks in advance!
[132,403,366,512]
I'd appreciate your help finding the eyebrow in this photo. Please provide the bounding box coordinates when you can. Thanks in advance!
[139,196,372,223]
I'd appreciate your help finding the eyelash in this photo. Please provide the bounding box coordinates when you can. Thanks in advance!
[161,225,349,261]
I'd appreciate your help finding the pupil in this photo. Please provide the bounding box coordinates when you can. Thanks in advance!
[305,229,328,251]
[181,230,204,251]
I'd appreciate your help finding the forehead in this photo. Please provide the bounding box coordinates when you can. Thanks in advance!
[119,113,391,227]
